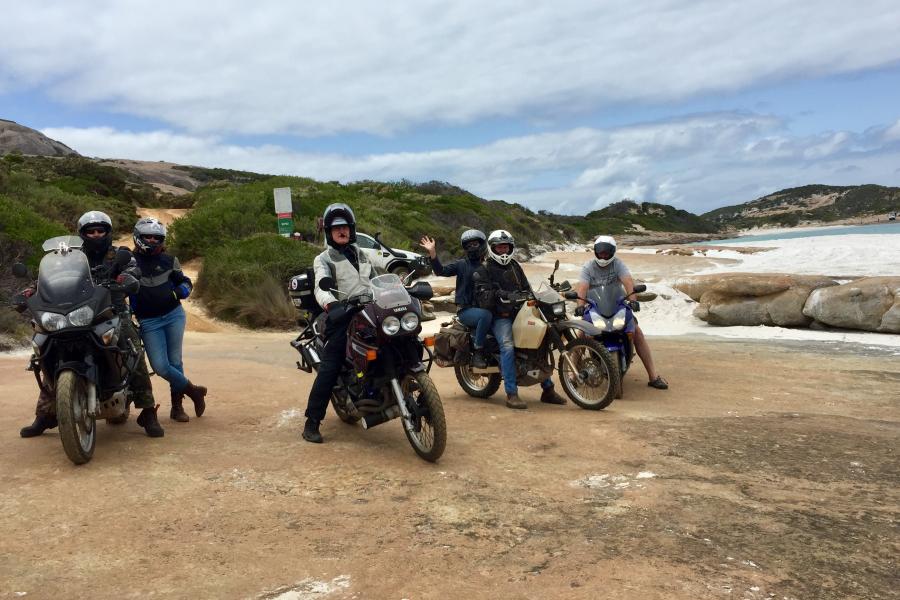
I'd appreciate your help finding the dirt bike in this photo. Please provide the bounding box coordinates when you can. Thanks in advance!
[290,265,447,462]
[446,260,619,410]
[12,236,144,465]
[565,282,649,399]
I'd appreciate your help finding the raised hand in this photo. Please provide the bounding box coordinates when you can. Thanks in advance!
[419,235,437,258]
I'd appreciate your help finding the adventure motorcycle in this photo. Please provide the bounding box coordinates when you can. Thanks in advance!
[12,236,144,465]
[445,261,619,410]
[290,264,447,462]
[566,282,649,399]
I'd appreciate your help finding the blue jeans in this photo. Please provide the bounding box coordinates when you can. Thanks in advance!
[139,304,189,394]
[492,317,554,395]
[458,307,492,349]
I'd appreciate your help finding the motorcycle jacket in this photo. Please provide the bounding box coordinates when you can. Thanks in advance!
[313,244,374,310]
[130,252,193,319]
[473,259,531,318]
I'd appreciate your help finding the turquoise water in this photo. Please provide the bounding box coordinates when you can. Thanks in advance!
[703,221,900,244]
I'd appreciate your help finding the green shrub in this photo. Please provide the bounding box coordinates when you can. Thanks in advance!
[195,234,320,328]
[0,196,68,268]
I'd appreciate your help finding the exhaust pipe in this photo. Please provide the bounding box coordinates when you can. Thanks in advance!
[300,344,321,368]
[361,405,401,430]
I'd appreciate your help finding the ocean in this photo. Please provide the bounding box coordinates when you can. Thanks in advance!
[704,222,900,245]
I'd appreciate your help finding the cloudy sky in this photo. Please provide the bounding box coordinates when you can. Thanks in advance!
[2,0,900,215]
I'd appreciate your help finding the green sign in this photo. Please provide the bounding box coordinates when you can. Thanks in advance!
[277,216,293,235]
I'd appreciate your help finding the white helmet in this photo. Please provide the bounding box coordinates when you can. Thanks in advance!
[593,235,617,267]
[487,229,515,266]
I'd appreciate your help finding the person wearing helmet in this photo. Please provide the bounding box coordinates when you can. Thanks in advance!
[419,229,491,368]
[575,235,668,390]
[472,229,567,409]
[303,203,375,443]
[20,211,164,438]
[130,217,208,423]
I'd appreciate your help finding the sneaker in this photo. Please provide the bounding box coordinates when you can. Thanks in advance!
[540,387,567,405]
[648,376,669,390]
[505,393,527,409]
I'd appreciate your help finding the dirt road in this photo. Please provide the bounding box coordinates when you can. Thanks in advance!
[1,329,897,600]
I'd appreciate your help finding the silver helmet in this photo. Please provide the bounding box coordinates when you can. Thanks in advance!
[133,217,167,255]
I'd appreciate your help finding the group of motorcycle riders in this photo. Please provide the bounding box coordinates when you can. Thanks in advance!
[16,202,667,446]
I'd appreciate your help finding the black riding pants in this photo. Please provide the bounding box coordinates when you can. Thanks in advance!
[304,324,347,422]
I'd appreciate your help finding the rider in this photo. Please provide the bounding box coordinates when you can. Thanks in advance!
[302,203,374,444]
[419,230,491,368]
[472,229,567,409]
[575,235,668,390]
[130,217,207,423]
[19,211,165,438]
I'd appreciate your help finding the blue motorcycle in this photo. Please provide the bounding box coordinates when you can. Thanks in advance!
[567,282,647,399]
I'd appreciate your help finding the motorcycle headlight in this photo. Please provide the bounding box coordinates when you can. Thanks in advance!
[382,316,401,336]
[400,312,419,331]
[67,305,94,327]
[612,309,627,331]
[39,312,68,332]
[552,301,565,316]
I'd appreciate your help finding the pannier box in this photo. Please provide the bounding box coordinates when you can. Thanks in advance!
[288,268,320,313]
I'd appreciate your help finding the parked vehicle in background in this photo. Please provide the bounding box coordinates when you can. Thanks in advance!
[356,232,425,278]
[889,212,896,221]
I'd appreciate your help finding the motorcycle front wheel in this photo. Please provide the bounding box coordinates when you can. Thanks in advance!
[400,372,447,462]
[558,338,618,410]
[56,370,96,465]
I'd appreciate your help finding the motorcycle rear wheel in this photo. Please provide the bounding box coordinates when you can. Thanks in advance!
[56,371,96,465]
[400,372,447,462]
[558,338,618,410]
[454,364,501,398]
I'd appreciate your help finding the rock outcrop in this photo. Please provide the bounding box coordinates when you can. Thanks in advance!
[676,273,838,327]
[803,277,900,333]
[0,119,79,157]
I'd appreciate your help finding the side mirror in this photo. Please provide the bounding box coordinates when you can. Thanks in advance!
[633,284,647,294]
[114,248,132,269]
[554,259,560,270]
[318,277,335,291]
[12,263,29,278]
[411,256,431,275]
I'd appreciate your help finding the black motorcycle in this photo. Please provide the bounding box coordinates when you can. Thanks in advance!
[445,260,619,410]
[289,259,447,462]
[12,236,144,465]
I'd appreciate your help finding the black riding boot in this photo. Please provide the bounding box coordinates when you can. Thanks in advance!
[137,406,165,438]
[302,418,323,443]
[20,414,58,438]
[170,390,189,422]
[183,381,207,417]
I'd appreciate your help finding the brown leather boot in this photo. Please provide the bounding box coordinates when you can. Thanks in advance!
[505,393,527,409]
[170,389,189,422]
[183,381,207,417]
[540,386,567,405]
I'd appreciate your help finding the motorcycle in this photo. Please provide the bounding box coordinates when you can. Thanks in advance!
[12,236,144,465]
[447,260,619,410]
[289,260,447,462]
[565,282,649,399]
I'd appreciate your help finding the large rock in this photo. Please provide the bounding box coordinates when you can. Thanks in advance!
[676,273,838,327]
[803,277,900,333]
[0,119,79,157]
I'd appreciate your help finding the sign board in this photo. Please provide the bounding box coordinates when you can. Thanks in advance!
[273,187,293,237]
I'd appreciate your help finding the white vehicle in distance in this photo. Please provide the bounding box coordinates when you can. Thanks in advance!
[356,232,426,278]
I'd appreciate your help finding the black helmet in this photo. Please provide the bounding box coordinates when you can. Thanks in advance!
[77,210,113,256]
[133,217,167,255]
[323,203,357,248]
[460,229,486,260]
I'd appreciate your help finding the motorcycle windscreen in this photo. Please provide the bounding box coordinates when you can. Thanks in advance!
[37,249,95,308]
[370,273,411,309]
[588,283,626,319]
[41,235,84,252]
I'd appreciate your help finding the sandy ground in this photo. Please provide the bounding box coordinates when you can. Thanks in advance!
[1,327,898,599]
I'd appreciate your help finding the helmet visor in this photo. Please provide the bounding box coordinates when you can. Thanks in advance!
[594,242,615,260]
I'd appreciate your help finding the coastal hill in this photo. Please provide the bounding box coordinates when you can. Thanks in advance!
[703,184,900,228]
[0,119,79,157]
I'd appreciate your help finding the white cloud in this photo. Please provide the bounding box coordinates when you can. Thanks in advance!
[4,0,900,135]
[43,112,900,216]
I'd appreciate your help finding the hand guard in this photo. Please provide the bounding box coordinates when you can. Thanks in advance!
[574,305,586,317]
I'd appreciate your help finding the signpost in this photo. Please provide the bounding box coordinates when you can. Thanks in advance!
[273,187,293,237]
